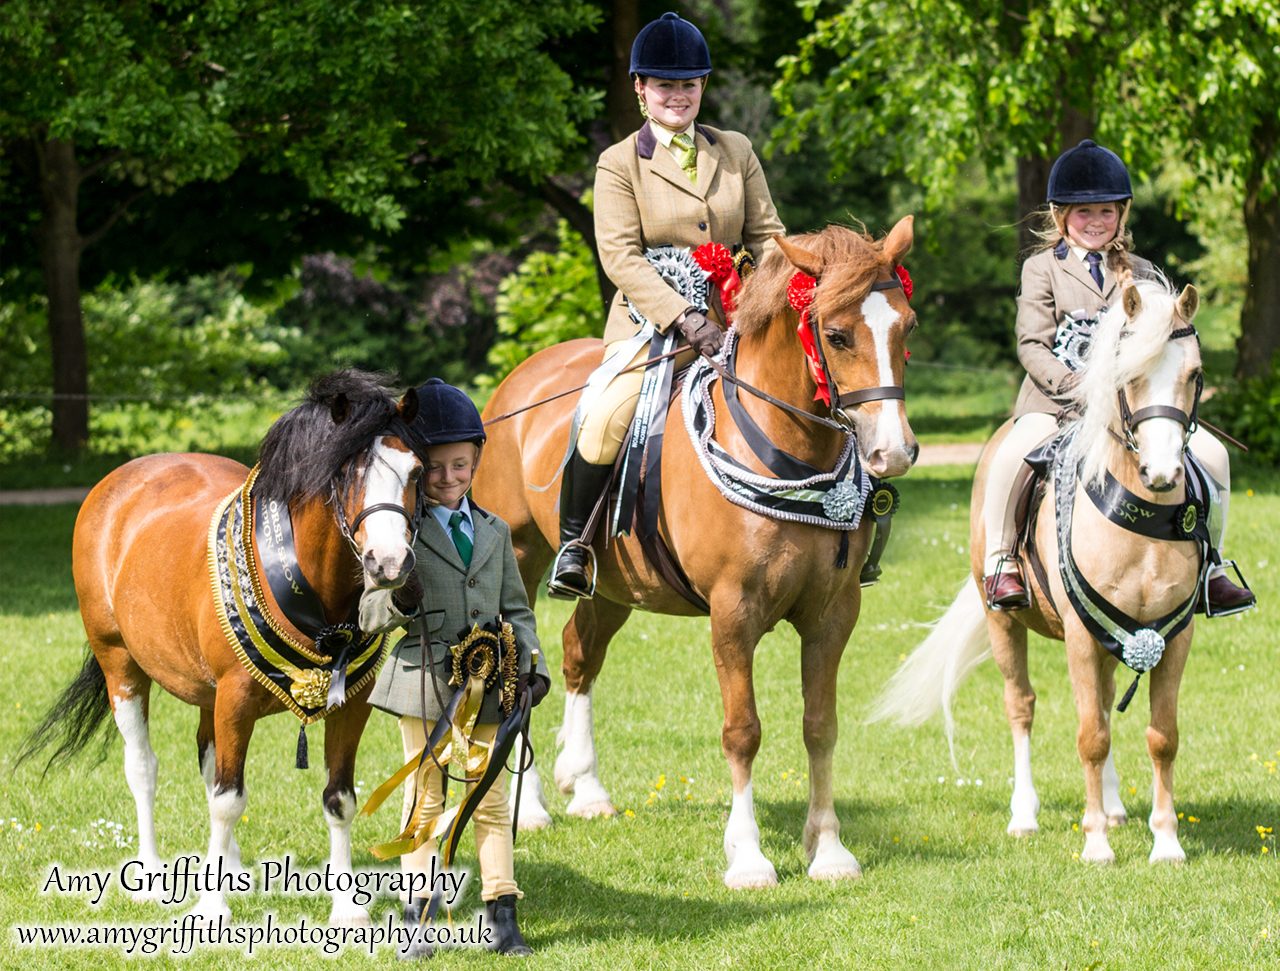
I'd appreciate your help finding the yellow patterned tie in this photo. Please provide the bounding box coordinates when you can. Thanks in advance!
[671,132,697,183]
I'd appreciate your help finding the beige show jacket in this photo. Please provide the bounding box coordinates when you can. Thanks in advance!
[1014,242,1155,417]
[594,121,786,344]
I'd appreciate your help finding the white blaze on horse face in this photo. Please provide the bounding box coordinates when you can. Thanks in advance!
[854,291,911,476]
[360,439,419,588]
[1134,341,1187,490]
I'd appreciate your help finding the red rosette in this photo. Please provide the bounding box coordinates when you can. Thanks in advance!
[787,272,816,312]
[896,264,913,300]
[692,243,734,283]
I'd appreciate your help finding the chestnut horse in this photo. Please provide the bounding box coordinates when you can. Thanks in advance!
[874,279,1205,864]
[21,371,423,922]
[475,220,918,888]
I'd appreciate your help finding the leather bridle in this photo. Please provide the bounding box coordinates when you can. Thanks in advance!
[1115,324,1202,454]
[807,275,908,426]
[331,418,431,565]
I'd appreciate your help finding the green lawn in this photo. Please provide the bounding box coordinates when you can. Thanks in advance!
[1,461,1277,969]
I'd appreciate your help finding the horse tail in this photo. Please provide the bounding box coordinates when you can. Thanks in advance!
[15,649,113,778]
[867,577,990,767]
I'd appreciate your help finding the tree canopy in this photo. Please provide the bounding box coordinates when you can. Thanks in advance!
[1,0,600,449]
[772,0,1280,376]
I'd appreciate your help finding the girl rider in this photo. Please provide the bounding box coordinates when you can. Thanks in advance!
[549,12,787,598]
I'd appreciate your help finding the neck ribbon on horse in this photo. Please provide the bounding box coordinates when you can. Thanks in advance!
[1050,426,1213,682]
[208,466,388,724]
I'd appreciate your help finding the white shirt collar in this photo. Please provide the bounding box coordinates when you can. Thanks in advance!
[648,119,695,148]
[430,496,472,531]
[1068,243,1105,269]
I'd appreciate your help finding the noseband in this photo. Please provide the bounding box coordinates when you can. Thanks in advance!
[1115,324,1202,454]
[805,275,908,422]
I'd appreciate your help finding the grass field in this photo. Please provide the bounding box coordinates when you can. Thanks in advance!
[1,459,1277,970]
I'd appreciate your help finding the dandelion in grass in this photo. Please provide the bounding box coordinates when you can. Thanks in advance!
[624,810,634,818]
[1188,816,1199,823]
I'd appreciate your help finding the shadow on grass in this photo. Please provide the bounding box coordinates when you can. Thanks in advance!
[502,861,825,947]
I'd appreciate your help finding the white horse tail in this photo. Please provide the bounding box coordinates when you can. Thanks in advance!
[868,577,991,766]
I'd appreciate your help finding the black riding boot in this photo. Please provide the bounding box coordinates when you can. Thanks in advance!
[398,896,434,960]
[485,894,533,956]
[549,450,613,599]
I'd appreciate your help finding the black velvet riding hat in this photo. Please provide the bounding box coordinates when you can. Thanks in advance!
[630,12,712,79]
[1047,139,1132,204]
[410,378,486,447]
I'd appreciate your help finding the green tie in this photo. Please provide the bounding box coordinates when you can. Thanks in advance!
[671,132,697,183]
[447,511,472,568]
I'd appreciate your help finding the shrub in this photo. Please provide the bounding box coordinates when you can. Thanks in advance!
[1201,354,1280,467]
[479,219,604,388]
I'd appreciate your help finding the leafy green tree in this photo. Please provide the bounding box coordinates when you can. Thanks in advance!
[772,0,1280,377]
[0,0,598,451]
[1124,1,1280,378]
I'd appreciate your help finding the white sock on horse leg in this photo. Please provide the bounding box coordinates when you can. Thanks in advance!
[113,694,162,872]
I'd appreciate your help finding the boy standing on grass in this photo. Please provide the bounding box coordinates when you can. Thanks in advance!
[360,378,550,959]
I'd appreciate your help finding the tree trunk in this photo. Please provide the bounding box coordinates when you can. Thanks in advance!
[609,0,643,144]
[1015,107,1094,266]
[1237,168,1280,379]
[34,137,89,453]
[541,177,617,314]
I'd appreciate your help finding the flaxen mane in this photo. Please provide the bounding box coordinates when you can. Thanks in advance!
[253,369,402,504]
[734,225,897,336]
[1069,274,1183,488]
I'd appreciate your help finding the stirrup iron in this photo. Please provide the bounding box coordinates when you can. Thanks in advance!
[547,540,598,601]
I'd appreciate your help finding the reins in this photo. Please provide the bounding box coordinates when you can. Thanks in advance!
[482,342,849,433]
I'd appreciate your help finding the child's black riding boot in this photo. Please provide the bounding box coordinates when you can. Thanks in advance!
[549,449,612,599]
[485,894,533,956]
[399,897,435,960]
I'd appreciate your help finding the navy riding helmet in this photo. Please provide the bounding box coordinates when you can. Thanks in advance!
[410,378,486,447]
[630,12,712,79]
[1047,139,1132,204]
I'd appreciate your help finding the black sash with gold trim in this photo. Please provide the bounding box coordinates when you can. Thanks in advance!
[207,467,387,726]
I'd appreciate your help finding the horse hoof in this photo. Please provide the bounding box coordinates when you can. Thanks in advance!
[186,897,232,926]
[1107,813,1129,828]
[1149,834,1186,864]
[1079,844,1116,865]
[516,808,554,831]
[1007,821,1039,837]
[564,795,617,819]
[329,904,372,927]
[808,860,862,881]
[724,858,778,890]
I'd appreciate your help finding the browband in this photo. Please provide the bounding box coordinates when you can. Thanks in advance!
[869,278,904,292]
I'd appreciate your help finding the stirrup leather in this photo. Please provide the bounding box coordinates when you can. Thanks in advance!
[547,540,598,600]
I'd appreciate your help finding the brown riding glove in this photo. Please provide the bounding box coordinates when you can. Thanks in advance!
[675,309,724,358]
[516,672,551,707]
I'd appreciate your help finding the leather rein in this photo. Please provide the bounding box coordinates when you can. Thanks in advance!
[483,274,911,436]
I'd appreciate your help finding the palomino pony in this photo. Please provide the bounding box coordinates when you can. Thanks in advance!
[21,371,423,922]
[475,219,918,888]
[874,279,1205,864]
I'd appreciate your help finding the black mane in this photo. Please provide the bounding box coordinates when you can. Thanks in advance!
[253,369,401,504]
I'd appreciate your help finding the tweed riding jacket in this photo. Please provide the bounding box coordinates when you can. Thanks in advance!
[362,505,548,725]
[595,121,786,344]
[1014,244,1155,418]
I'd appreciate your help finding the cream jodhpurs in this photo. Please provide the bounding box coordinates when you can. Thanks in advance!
[397,716,518,902]
[981,413,1232,577]
[576,339,697,466]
